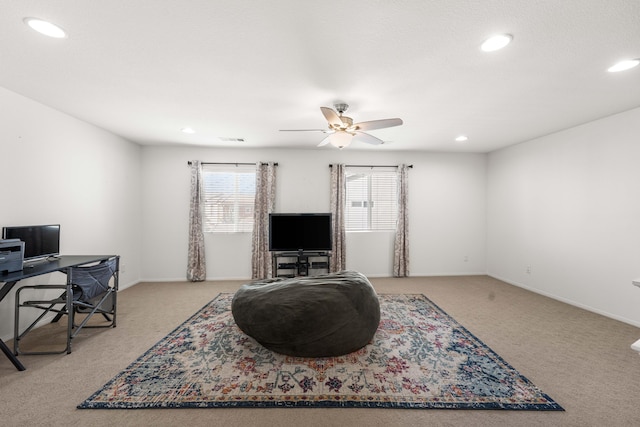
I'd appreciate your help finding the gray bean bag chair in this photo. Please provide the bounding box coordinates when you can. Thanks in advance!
[231,270,380,357]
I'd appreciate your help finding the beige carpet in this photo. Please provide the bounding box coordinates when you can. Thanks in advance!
[1,275,639,426]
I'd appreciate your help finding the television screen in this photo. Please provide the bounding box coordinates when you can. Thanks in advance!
[269,213,332,252]
[2,224,61,260]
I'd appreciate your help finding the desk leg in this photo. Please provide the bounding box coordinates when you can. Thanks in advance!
[1,280,25,370]
[0,338,25,371]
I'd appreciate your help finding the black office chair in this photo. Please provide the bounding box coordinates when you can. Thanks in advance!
[14,256,119,355]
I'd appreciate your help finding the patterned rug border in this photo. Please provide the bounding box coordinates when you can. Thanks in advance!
[78,293,563,411]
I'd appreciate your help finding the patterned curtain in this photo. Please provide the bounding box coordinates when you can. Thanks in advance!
[330,164,346,272]
[187,160,206,281]
[251,162,276,279]
[393,164,410,277]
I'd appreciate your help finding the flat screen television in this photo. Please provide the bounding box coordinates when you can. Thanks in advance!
[2,224,61,261]
[269,213,332,252]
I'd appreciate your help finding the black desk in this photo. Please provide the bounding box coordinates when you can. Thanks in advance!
[0,255,116,371]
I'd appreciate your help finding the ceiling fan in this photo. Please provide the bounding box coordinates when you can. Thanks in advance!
[280,103,403,149]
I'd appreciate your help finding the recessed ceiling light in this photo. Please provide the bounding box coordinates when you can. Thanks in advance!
[481,34,512,52]
[607,59,640,72]
[181,127,196,134]
[23,18,67,38]
[455,135,469,142]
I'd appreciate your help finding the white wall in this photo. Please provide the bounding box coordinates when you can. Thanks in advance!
[487,107,640,326]
[141,146,487,280]
[0,87,142,341]
[3,85,639,345]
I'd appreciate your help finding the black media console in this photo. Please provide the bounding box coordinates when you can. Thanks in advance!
[272,251,331,278]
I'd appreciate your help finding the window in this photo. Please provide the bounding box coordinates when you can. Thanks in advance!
[345,168,398,231]
[201,164,255,232]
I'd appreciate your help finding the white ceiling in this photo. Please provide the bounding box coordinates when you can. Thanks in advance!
[1,0,639,153]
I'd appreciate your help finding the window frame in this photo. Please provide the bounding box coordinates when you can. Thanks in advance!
[200,164,256,233]
[344,167,398,232]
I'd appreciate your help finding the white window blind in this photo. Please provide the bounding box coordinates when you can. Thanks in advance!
[201,164,256,232]
[345,168,398,231]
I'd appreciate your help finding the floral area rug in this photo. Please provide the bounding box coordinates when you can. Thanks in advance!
[78,293,563,410]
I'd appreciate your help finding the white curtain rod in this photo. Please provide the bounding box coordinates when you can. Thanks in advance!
[329,164,413,168]
[187,161,278,166]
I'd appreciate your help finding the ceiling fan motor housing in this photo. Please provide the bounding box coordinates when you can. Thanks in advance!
[334,103,349,114]
[330,103,353,130]
[338,116,353,129]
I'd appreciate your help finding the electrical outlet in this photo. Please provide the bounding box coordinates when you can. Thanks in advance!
[121,263,127,273]
[463,256,469,262]
[526,266,531,274]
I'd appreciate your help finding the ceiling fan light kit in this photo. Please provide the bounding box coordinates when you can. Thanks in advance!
[329,131,355,149]
[281,103,403,149]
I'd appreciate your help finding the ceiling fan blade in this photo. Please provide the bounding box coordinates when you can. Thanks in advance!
[352,118,403,131]
[317,135,331,146]
[353,131,384,145]
[320,107,343,127]
[279,129,327,132]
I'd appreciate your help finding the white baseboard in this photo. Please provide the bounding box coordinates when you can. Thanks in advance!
[489,273,640,328]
